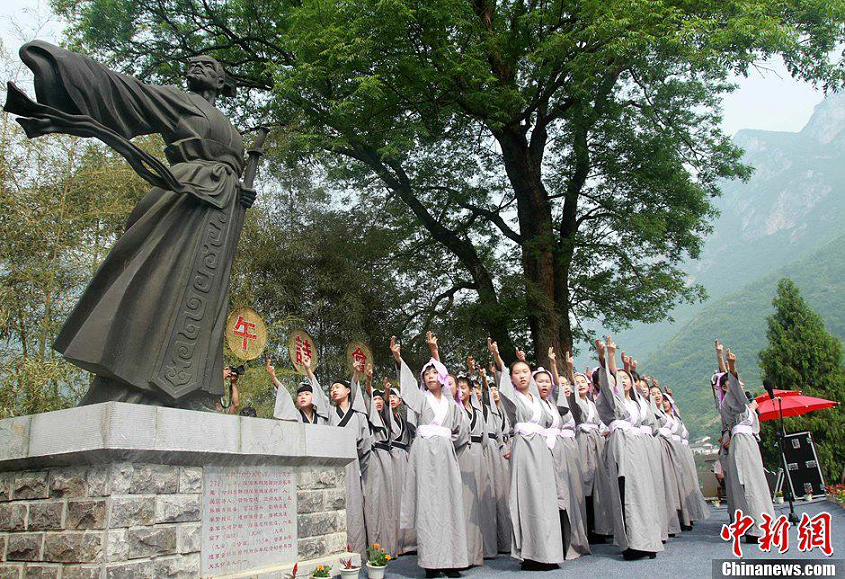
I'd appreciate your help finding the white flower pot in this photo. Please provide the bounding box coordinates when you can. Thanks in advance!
[340,568,360,579]
[366,563,386,579]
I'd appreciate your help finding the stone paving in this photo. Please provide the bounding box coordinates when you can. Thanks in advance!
[385,499,845,579]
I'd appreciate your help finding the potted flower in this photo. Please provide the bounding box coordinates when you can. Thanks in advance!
[339,557,360,579]
[366,544,391,579]
[311,564,331,578]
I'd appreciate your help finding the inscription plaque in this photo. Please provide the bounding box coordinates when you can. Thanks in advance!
[202,466,297,576]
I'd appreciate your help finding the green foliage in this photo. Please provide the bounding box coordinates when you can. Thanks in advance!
[50,0,845,359]
[758,279,845,484]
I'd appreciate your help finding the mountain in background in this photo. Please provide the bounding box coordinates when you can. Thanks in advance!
[604,91,845,436]
[612,93,845,354]
[646,232,845,437]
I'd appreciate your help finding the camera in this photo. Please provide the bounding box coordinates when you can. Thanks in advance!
[228,364,246,376]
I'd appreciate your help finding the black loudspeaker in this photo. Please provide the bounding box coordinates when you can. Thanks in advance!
[781,431,825,498]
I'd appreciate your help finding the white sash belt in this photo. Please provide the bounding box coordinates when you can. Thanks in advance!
[658,427,673,438]
[578,423,599,432]
[417,424,451,439]
[542,428,558,450]
[671,434,682,443]
[609,420,640,435]
[682,439,689,446]
[732,424,754,437]
[514,422,546,439]
[639,425,653,436]
[558,429,576,439]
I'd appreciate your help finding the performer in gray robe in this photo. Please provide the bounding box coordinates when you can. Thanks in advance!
[5,41,252,407]
[363,386,398,556]
[387,388,417,555]
[329,376,372,558]
[593,338,663,560]
[473,379,500,559]
[391,336,469,577]
[664,391,710,524]
[632,374,669,543]
[481,369,513,554]
[489,340,564,569]
[454,376,484,567]
[646,386,684,537]
[266,357,329,424]
[568,365,611,541]
[538,359,590,560]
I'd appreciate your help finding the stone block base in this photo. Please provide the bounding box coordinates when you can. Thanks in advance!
[0,403,358,578]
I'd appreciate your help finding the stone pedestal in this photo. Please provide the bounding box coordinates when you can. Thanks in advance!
[0,403,359,578]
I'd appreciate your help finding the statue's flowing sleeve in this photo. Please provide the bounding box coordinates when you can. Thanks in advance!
[18,40,190,138]
[5,41,203,196]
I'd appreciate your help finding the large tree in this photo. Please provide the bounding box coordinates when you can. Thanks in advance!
[53,0,845,363]
[758,278,844,485]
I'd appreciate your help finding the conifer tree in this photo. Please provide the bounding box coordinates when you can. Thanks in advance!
[759,278,844,484]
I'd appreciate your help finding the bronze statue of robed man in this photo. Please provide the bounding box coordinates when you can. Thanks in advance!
[4,41,264,409]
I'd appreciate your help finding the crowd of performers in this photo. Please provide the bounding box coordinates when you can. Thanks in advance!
[269,333,715,577]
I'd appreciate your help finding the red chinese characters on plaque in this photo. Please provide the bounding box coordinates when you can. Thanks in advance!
[225,307,268,361]
[288,329,319,375]
[346,341,373,373]
[201,466,297,576]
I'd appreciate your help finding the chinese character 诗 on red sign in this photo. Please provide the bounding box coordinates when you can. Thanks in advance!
[295,335,313,366]
[233,315,257,351]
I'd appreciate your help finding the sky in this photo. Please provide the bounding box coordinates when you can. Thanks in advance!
[0,0,827,136]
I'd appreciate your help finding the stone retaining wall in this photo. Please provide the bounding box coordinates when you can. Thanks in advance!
[0,463,347,578]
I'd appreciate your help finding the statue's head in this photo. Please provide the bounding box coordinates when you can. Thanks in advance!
[186,56,236,98]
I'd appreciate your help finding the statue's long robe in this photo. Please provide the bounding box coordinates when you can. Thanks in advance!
[14,41,245,401]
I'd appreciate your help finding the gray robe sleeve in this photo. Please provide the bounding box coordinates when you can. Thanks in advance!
[309,375,331,421]
[272,383,299,421]
[398,359,425,421]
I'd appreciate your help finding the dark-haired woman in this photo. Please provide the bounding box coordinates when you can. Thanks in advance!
[481,366,513,554]
[364,370,398,557]
[544,350,591,559]
[391,335,469,578]
[454,371,485,567]
[387,385,417,555]
[567,356,611,542]
[720,348,774,542]
[329,362,373,558]
[489,339,564,570]
[593,338,663,560]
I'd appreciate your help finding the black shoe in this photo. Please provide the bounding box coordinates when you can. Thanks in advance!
[623,549,655,561]
[588,533,607,544]
[425,570,444,578]
[444,572,462,578]
[681,524,693,531]
[668,533,676,538]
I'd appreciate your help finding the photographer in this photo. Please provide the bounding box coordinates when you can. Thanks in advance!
[217,366,242,415]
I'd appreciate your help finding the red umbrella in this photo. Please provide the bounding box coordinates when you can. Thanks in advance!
[754,389,800,405]
[756,391,839,422]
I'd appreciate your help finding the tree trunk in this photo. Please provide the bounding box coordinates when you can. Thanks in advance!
[352,146,517,360]
[496,126,564,367]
